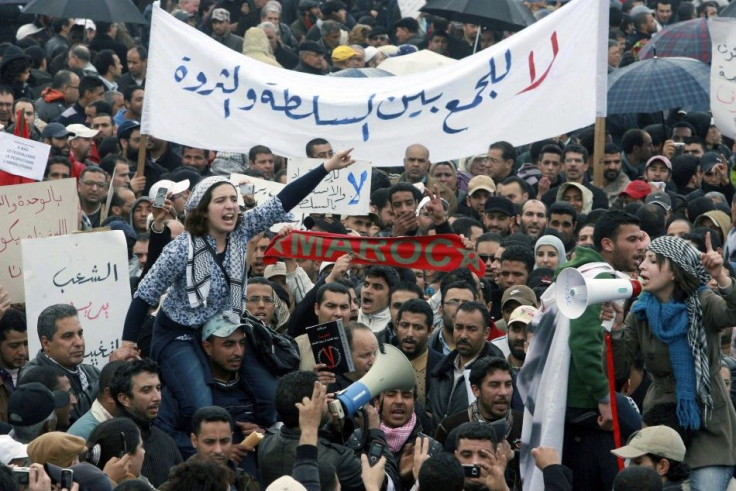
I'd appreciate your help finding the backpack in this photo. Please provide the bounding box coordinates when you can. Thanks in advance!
[241,311,300,376]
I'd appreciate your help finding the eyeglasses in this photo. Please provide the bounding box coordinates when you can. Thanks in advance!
[82,181,107,188]
[478,254,495,263]
[246,296,275,304]
[443,299,470,307]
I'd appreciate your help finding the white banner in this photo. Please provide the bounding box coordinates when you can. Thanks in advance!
[143,0,608,164]
[0,132,50,181]
[229,174,284,205]
[398,0,425,19]
[0,179,78,302]
[23,230,131,368]
[287,159,371,215]
[710,18,736,140]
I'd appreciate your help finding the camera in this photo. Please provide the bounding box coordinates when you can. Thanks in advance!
[463,464,481,478]
[12,467,30,485]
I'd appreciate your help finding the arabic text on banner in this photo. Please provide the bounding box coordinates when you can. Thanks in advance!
[142,0,609,164]
[287,159,371,215]
[710,18,736,140]
[23,230,132,368]
[0,178,78,302]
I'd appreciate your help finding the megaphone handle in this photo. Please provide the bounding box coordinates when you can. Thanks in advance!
[605,331,624,471]
[601,299,624,332]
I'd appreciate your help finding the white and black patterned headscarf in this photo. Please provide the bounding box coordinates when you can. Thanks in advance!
[647,235,712,419]
[184,176,245,314]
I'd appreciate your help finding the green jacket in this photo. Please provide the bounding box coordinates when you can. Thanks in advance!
[556,247,613,409]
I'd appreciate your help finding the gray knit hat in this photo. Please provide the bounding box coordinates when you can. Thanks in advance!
[185,176,231,212]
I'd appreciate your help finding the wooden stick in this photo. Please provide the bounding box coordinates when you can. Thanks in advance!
[136,134,148,178]
[593,116,606,188]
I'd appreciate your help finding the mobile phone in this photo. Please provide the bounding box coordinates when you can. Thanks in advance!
[12,467,30,485]
[118,431,128,458]
[367,440,384,467]
[239,182,255,196]
[463,464,481,478]
[153,187,168,209]
[60,468,73,489]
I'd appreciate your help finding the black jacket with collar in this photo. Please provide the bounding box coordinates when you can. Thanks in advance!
[426,342,504,424]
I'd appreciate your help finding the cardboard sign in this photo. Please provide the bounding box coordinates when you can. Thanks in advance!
[0,179,78,301]
[23,230,131,368]
[287,159,371,215]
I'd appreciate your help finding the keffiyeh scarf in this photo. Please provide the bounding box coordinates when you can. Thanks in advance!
[633,235,711,430]
[379,412,417,453]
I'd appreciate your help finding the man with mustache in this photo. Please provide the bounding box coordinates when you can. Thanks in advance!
[600,143,630,207]
[434,356,523,488]
[427,302,504,424]
[157,313,271,478]
[110,358,182,488]
[21,304,100,423]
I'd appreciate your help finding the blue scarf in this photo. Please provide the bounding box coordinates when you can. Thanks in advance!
[632,292,701,430]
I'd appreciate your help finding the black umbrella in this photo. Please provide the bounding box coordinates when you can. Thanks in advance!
[23,0,146,24]
[420,0,535,32]
[722,1,736,18]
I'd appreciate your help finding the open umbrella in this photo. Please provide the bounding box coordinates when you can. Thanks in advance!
[722,1,736,18]
[377,49,456,76]
[638,18,711,64]
[23,0,146,24]
[607,56,710,114]
[420,0,535,32]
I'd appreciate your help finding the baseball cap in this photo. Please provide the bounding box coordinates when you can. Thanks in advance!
[298,41,325,55]
[484,196,515,216]
[264,262,287,280]
[66,123,99,139]
[364,46,379,63]
[0,435,27,464]
[467,175,496,196]
[202,311,246,341]
[117,120,141,139]
[16,23,44,41]
[644,191,671,211]
[211,8,230,22]
[149,178,190,200]
[508,305,539,326]
[700,152,721,174]
[501,285,539,308]
[644,155,672,171]
[611,426,686,462]
[619,180,651,200]
[41,122,72,140]
[332,45,358,62]
[8,382,57,426]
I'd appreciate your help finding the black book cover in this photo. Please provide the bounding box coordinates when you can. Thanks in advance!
[305,319,355,374]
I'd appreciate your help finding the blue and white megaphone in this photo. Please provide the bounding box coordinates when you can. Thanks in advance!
[328,344,415,419]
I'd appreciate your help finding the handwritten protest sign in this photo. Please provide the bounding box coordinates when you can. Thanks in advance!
[142,0,608,164]
[0,179,78,302]
[230,173,284,205]
[23,230,131,368]
[710,18,736,140]
[287,159,371,215]
[0,132,51,181]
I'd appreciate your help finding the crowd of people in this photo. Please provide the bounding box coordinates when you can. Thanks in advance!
[0,0,736,490]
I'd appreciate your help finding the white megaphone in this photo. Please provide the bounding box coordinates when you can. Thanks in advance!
[556,267,642,319]
[328,344,415,419]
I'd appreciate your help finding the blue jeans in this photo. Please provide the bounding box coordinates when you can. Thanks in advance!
[152,311,212,434]
[689,465,734,491]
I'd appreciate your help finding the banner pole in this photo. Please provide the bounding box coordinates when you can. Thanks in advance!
[593,116,606,188]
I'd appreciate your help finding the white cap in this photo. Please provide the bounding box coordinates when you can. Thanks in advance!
[149,179,190,199]
[264,262,287,279]
[66,124,99,139]
[0,435,28,464]
[16,23,44,41]
[75,19,97,31]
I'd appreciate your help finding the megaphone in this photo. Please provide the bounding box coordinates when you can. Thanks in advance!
[556,267,642,319]
[328,344,415,419]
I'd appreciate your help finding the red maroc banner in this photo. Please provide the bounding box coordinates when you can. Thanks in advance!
[263,230,485,276]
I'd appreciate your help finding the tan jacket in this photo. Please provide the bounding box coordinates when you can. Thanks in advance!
[611,284,736,469]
